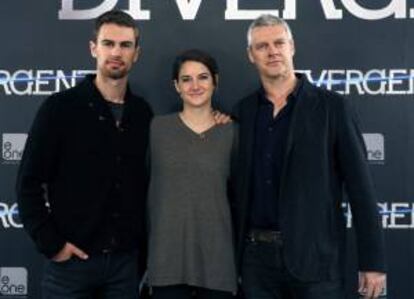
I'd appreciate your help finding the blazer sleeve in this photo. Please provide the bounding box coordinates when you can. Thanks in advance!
[16,95,66,258]
[334,96,386,273]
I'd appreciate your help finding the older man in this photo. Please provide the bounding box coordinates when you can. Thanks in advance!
[232,14,386,299]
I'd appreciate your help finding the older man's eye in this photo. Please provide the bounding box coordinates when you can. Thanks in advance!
[255,43,267,51]
[275,41,286,47]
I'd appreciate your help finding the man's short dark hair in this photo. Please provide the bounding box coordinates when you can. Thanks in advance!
[172,49,219,86]
[93,10,139,47]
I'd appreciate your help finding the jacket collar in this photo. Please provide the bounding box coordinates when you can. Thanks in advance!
[244,73,322,172]
[80,74,134,104]
[76,74,137,128]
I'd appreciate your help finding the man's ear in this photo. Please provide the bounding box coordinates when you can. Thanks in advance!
[247,47,255,64]
[90,41,97,58]
[133,46,141,63]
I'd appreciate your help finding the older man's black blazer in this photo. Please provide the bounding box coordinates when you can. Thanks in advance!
[232,76,385,281]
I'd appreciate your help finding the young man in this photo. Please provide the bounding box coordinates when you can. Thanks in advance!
[232,14,386,299]
[16,10,152,298]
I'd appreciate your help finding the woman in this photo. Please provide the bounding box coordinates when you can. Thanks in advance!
[147,49,237,299]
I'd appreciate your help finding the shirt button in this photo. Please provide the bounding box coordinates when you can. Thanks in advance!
[268,127,273,132]
[265,179,272,184]
[266,153,272,159]
[99,115,106,121]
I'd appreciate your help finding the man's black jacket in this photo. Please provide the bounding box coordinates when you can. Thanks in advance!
[16,75,153,262]
[232,76,385,281]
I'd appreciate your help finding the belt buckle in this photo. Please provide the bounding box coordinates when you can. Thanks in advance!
[247,229,281,243]
[246,232,256,243]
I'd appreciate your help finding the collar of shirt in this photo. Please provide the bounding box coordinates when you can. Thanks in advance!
[257,73,305,110]
[84,74,134,104]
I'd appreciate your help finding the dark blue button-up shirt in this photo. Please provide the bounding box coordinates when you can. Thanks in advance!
[250,76,303,230]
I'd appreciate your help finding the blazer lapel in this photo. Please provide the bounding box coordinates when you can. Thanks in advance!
[280,80,322,185]
[242,91,260,178]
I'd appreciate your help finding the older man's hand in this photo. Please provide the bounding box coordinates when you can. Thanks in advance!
[212,110,232,125]
[358,271,386,298]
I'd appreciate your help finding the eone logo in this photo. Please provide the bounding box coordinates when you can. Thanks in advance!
[0,268,27,296]
[59,0,414,20]
[2,134,27,162]
[362,133,385,163]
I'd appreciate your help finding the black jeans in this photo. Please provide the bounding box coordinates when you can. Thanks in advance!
[241,240,345,299]
[152,285,234,299]
[42,251,141,299]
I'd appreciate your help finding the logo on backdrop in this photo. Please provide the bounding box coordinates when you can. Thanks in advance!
[2,69,412,97]
[362,133,385,164]
[58,0,414,20]
[343,202,414,229]
[298,69,414,96]
[0,70,94,96]
[0,202,22,229]
[2,134,27,164]
[0,268,27,297]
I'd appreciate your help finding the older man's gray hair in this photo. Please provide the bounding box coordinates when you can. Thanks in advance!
[247,14,293,47]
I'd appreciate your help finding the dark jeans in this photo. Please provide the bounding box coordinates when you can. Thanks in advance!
[241,240,345,299]
[152,285,234,299]
[42,251,141,299]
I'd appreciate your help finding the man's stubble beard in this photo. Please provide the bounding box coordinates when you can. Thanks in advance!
[103,67,129,80]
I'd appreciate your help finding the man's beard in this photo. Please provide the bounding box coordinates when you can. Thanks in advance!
[103,67,129,80]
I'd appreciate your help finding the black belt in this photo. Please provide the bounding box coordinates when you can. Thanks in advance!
[246,229,282,243]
